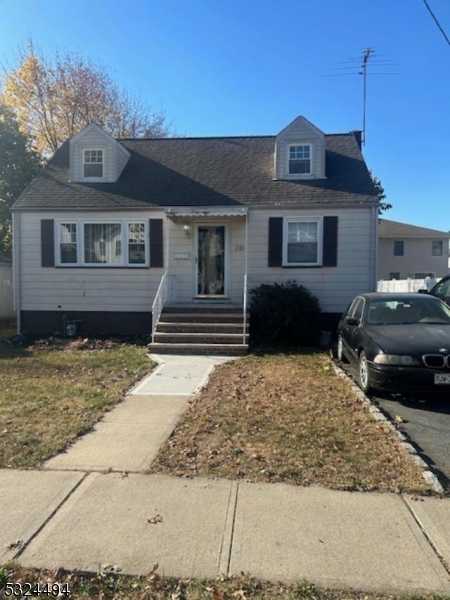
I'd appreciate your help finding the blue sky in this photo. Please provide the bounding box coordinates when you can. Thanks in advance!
[0,0,449,231]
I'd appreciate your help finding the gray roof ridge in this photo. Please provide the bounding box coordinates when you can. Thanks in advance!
[117,132,355,142]
[118,134,276,141]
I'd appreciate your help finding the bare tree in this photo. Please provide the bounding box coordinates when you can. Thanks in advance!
[1,41,172,156]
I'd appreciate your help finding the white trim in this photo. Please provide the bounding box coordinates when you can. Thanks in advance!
[81,147,105,182]
[282,216,323,267]
[285,142,314,179]
[194,222,229,298]
[54,219,149,267]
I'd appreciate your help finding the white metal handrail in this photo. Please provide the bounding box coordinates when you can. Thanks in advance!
[151,274,167,343]
[243,274,248,345]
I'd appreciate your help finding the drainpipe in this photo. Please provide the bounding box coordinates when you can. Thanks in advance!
[243,211,249,344]
[165,213,170,301]
[244,211,249,288]
[12,211,21,333]
[371,206,378,291]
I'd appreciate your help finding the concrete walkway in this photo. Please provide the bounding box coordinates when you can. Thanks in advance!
[1,354,450,594]
[45,354,233,473]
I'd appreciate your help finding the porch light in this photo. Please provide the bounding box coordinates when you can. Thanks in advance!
[183,223,191,237]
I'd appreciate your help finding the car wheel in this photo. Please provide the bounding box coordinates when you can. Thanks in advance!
[358,351,372,394]
[337,334,349,363]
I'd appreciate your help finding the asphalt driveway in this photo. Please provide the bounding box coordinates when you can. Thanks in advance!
[338,362,450,492]
[372,392,450,491]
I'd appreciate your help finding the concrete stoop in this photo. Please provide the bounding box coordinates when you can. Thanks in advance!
[149,304,249,355]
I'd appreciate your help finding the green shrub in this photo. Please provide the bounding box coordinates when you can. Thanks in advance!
[249,280,321,347]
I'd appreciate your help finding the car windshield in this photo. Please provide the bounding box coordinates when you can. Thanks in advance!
[366,298,450,325]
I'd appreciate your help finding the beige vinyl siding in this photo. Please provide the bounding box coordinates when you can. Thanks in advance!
[19,207,375,316]
[246,207,375,313]
[20,211,164,312]
[378,237,450,280]
[275,118,326,180]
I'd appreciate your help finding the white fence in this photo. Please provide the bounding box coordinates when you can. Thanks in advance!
[0,263,15,318]
[377,277,439,293]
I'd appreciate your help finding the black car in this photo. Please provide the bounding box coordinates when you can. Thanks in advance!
[425,274,450,306]
[337,292,450,393]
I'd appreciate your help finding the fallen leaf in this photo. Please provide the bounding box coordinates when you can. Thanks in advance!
[6,539,23,550]
[212,585,224,600]
[100,563,121,574]
[147,514,163,524]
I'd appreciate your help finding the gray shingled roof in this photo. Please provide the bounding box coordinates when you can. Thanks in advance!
[379,219,450,238]
[13,133,378,210]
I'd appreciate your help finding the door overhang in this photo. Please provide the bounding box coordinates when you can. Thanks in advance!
[166,207,248,218]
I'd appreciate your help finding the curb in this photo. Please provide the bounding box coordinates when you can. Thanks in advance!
[331,361,444,495]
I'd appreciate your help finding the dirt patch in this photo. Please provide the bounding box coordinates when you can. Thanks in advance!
[150,351,431,494]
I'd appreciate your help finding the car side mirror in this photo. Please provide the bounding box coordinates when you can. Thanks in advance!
[418,289,428,294]
[345,316,359,326]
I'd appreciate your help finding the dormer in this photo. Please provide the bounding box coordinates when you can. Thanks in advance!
[274,116,326,180]
[69,123,130,183]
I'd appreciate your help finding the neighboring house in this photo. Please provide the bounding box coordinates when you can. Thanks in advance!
[378,219,450,281]
[12,116,378,353]
[0,253,14,319]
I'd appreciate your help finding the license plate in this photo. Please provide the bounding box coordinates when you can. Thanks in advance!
[434,374,450,385]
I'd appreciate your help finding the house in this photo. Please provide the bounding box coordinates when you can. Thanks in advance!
[12,116,379,353]
[0,252,14,319]
[378,219,450,281]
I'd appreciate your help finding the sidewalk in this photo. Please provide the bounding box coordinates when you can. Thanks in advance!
[1,354,450,595]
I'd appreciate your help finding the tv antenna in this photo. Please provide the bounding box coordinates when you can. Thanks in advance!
[360,48,374,147]
[324,47,399,146]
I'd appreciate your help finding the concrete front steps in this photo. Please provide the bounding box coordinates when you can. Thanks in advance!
[148,304,249,356]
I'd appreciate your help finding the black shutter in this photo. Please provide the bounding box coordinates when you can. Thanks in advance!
[322,216,338,267]
[41,219,55,267]
[149,219,164,268]
[268,217,283,266]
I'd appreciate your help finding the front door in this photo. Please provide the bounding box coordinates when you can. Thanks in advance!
[196,225,226,296]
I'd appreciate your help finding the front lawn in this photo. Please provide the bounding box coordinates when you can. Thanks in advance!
[1,564,448,600]
[0,338,154,468]
[150,351,431,494]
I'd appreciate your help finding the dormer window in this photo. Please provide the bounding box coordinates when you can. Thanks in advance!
[287,144,312,176]
[83,149,104,180]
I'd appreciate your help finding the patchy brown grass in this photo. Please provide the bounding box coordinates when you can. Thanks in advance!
[1,563,447,600]
[0,338,154,468]
[150,351,430,494]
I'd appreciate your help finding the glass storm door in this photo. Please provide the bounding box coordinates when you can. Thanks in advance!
[197,225,226,296]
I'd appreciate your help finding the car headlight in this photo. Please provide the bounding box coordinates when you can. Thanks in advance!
[373,354,420,366]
